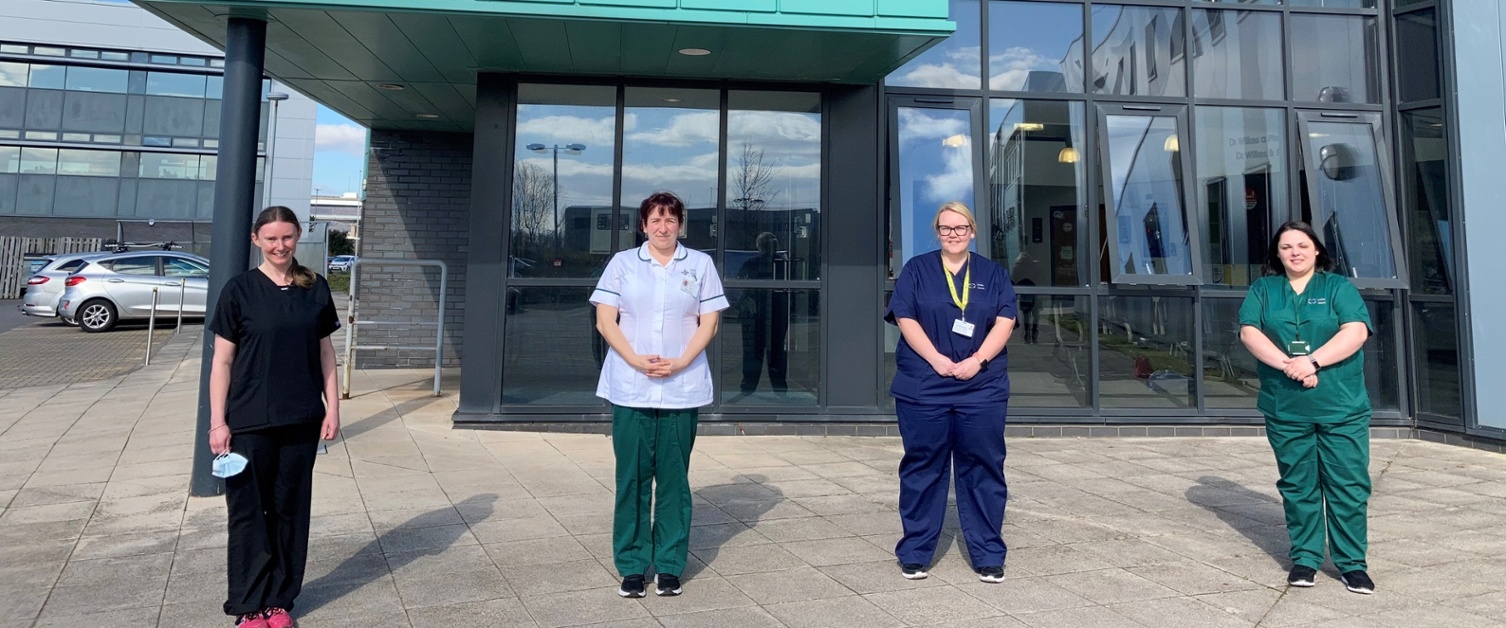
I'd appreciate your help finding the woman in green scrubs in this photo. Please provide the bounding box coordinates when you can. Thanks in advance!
[1238,221,1375,595]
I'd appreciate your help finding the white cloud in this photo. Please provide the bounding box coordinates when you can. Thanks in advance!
[314,123,367,157]
[626,111,718,147]
[516,113,617,145]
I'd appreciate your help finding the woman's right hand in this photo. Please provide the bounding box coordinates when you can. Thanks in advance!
[627,353,664,376]
[209,424,231,455]
[928,356,958,378]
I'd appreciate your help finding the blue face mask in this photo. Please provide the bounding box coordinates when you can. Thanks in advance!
[211,452,249,478]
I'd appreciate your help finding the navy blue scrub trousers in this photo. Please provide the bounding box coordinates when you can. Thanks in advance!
[894,400,1009,569]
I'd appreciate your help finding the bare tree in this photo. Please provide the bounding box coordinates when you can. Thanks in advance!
[731,143,782,210]
[512,161,554,252]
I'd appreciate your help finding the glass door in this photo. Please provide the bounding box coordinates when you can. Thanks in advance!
[1095,103,1201,285]
[887,97,985,279]
[1296,111,1406,289]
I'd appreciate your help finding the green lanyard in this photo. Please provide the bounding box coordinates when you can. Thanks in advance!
[943,256,971,322]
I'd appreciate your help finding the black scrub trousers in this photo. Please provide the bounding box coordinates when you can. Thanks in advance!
[210,270,340,617]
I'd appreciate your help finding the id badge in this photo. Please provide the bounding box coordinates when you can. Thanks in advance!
[679,276,700,298]
[1286,340,1311,356]
[952,318,975,338]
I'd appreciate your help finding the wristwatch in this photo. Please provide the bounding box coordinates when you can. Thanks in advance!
[976,355,990,370]
[1308,356,1321,372]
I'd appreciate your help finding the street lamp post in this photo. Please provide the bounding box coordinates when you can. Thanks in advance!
[526,143,585,248]
[261,91,289,212]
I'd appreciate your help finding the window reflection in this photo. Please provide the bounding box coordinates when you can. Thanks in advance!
[512,84,616,278]
[893,106,975,278]
[1100,112,1195,280]
[725,91,821,281]
[987,99,1085,286]
[1401,109,1451,294]
[720,288,820,406]
[56,149,121,177]
[0,62,26,87]
[1395,9,1440,103]
[1299,118,1398,282]
[988,1,1084,93]
[888,0,981,89]
[1098,295,1195,409]
[502,287,602,406]
[1290,0,1376,7]
[20,148,58,174]
[1090,6,1185,98]
[1195,107,1286,288]
[64,66,129,94]
[1203,298,1258,410]
[1191,10,1283,100]
[146,72,207,98]
[1007,295,1091,408]
[1410,302,1461,419]
[622,87,720,255]
[1291,15,1380,104]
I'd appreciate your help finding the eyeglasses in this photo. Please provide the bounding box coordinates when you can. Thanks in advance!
[936,225,972,236]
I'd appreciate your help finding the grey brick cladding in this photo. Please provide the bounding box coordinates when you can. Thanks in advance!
[354,130,472,368]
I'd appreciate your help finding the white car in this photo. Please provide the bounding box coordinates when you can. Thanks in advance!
[19,252,111,323]
[57,251,210,333]
[328,255,357,272]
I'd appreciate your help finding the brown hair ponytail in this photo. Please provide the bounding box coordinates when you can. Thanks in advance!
[253,206,318,289]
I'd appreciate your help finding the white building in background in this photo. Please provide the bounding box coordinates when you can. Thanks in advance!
[0,0,316,248]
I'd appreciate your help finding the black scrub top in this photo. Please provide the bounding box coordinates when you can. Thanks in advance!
[209,269,341,432]
[886,250,1018,405]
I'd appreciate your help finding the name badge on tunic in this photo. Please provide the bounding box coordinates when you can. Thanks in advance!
[952,318,975,338]
[679,269,700,297]
[1286,340,1311,356]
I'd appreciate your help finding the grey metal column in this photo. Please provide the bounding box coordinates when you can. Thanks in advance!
[191,17,267,497]
[823,85,886,411]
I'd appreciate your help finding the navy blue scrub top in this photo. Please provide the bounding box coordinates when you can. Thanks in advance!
[886,250,1018,404]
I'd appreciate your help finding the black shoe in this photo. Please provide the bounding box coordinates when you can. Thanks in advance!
[655,573,682,596]
[618,574,646,598]
[900,563,928,580]
[1287,565,1317,587]
[1341,570,1375,595]
[977,566,1005,583]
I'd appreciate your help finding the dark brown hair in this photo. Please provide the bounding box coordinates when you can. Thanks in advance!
[252,206,317,289]
[1264,221,1334,276]
[638,192,686,229]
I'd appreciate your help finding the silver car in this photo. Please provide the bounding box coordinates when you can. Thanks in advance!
[19,252,111,322]
[57,251,210,333]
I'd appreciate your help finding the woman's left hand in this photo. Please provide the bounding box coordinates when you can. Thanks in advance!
[321,412,341,440]
[1280,356,1317,381]
[648,356,691,378]
[951,357,982,381]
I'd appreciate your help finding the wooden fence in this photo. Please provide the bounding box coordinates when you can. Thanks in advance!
[1,237,107,299]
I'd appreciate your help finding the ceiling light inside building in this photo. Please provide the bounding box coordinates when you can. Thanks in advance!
[678,48,712,56]
[377,83,406,91]
[1014,122,1044,132]
[416,113,440,119]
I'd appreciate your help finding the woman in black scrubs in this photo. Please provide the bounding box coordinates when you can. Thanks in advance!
[208,206,341,628]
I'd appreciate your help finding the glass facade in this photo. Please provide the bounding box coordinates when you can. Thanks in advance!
[0,41,270,220]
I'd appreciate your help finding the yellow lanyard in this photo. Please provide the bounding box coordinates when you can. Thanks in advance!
[944,256,971,322]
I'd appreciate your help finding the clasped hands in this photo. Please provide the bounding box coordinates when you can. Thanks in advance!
[929,356,982,381]
[628,353,688,378]
[1280,357,1319,389]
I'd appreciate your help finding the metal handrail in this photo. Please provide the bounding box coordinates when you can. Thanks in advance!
[341,258,448,399]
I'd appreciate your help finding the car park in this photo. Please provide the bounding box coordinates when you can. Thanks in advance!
[328,255,357,272]
[57,251,210,332]
[19,252,111,323]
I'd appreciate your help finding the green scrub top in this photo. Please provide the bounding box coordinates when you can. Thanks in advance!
[1238,271,1374,422]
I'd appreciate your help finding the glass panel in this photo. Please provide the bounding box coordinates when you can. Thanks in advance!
[1191,10,1283,100]
[1290,15,1380,104]
[102,52,130,62]
[0,62,26,87]
[725,91,821,281]
[65,66,128,93]
[140,153,199,179]
[503,287,602,405]
[1090,6,1185,97]
[0,147,17,173]
[71,50,100,60]
[512,84,617,278]
[621,87,720,254]
[198,155,218,181]
[1410,301,1461,419]
[1101,113,1194,279]
[987,99,1086,286]
[145,72,207,98]
[1400,109,1451,294]
[142,96,206,137]
[164,257,209,277]
[988,1,1085,93]
[1195,107,1287,288]
[61,92,128,134]
[29,65,66,89]
[1098,295,1196,409]
[56,150,121,177]
[1300,119,1397,281]
[720,288,820,406]
[1395,9,1440,103]
[888,0,982,89]
[1290,0,1375,7]
[892,106,975,278]
[109,257,158,275]
[1363,299,1399,412]
[1196,0,1280,5]
[207,76,223,99]
[1007,295,1091,407]
[1203,297,1258,409]
[20,148,57,174]
[34,47,65,57]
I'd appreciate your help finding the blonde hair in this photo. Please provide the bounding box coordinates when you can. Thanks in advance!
[933,201,978,233]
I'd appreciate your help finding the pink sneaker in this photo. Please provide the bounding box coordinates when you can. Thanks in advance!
[234,613,269,628]
[261,608,295,628]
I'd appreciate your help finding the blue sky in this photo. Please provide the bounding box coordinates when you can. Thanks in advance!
[311,106,368,197]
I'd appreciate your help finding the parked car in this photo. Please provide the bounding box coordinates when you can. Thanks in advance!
[328,255,357,272]
[19,252,112,323]
[57,251,210,333]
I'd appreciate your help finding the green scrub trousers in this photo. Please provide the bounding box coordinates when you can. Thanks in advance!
[1265,413,1371,572]
[611,405,698,578]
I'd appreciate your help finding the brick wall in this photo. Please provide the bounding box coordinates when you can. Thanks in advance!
[354,130,472,367]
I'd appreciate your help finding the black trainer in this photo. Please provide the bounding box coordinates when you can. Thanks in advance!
[1341,570,1375,595]
[618,574,646,598]
[977,566,1005,583]
[900,563,928,580]
[1287,565,1317,587]
[655,573,683,596]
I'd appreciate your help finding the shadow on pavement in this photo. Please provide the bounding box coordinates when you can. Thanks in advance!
[1187,476,1290,566]
[298,493,498,614]
[689,474,781,580]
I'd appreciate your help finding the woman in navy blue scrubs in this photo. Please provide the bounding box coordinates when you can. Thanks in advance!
[886,201,1017,583]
